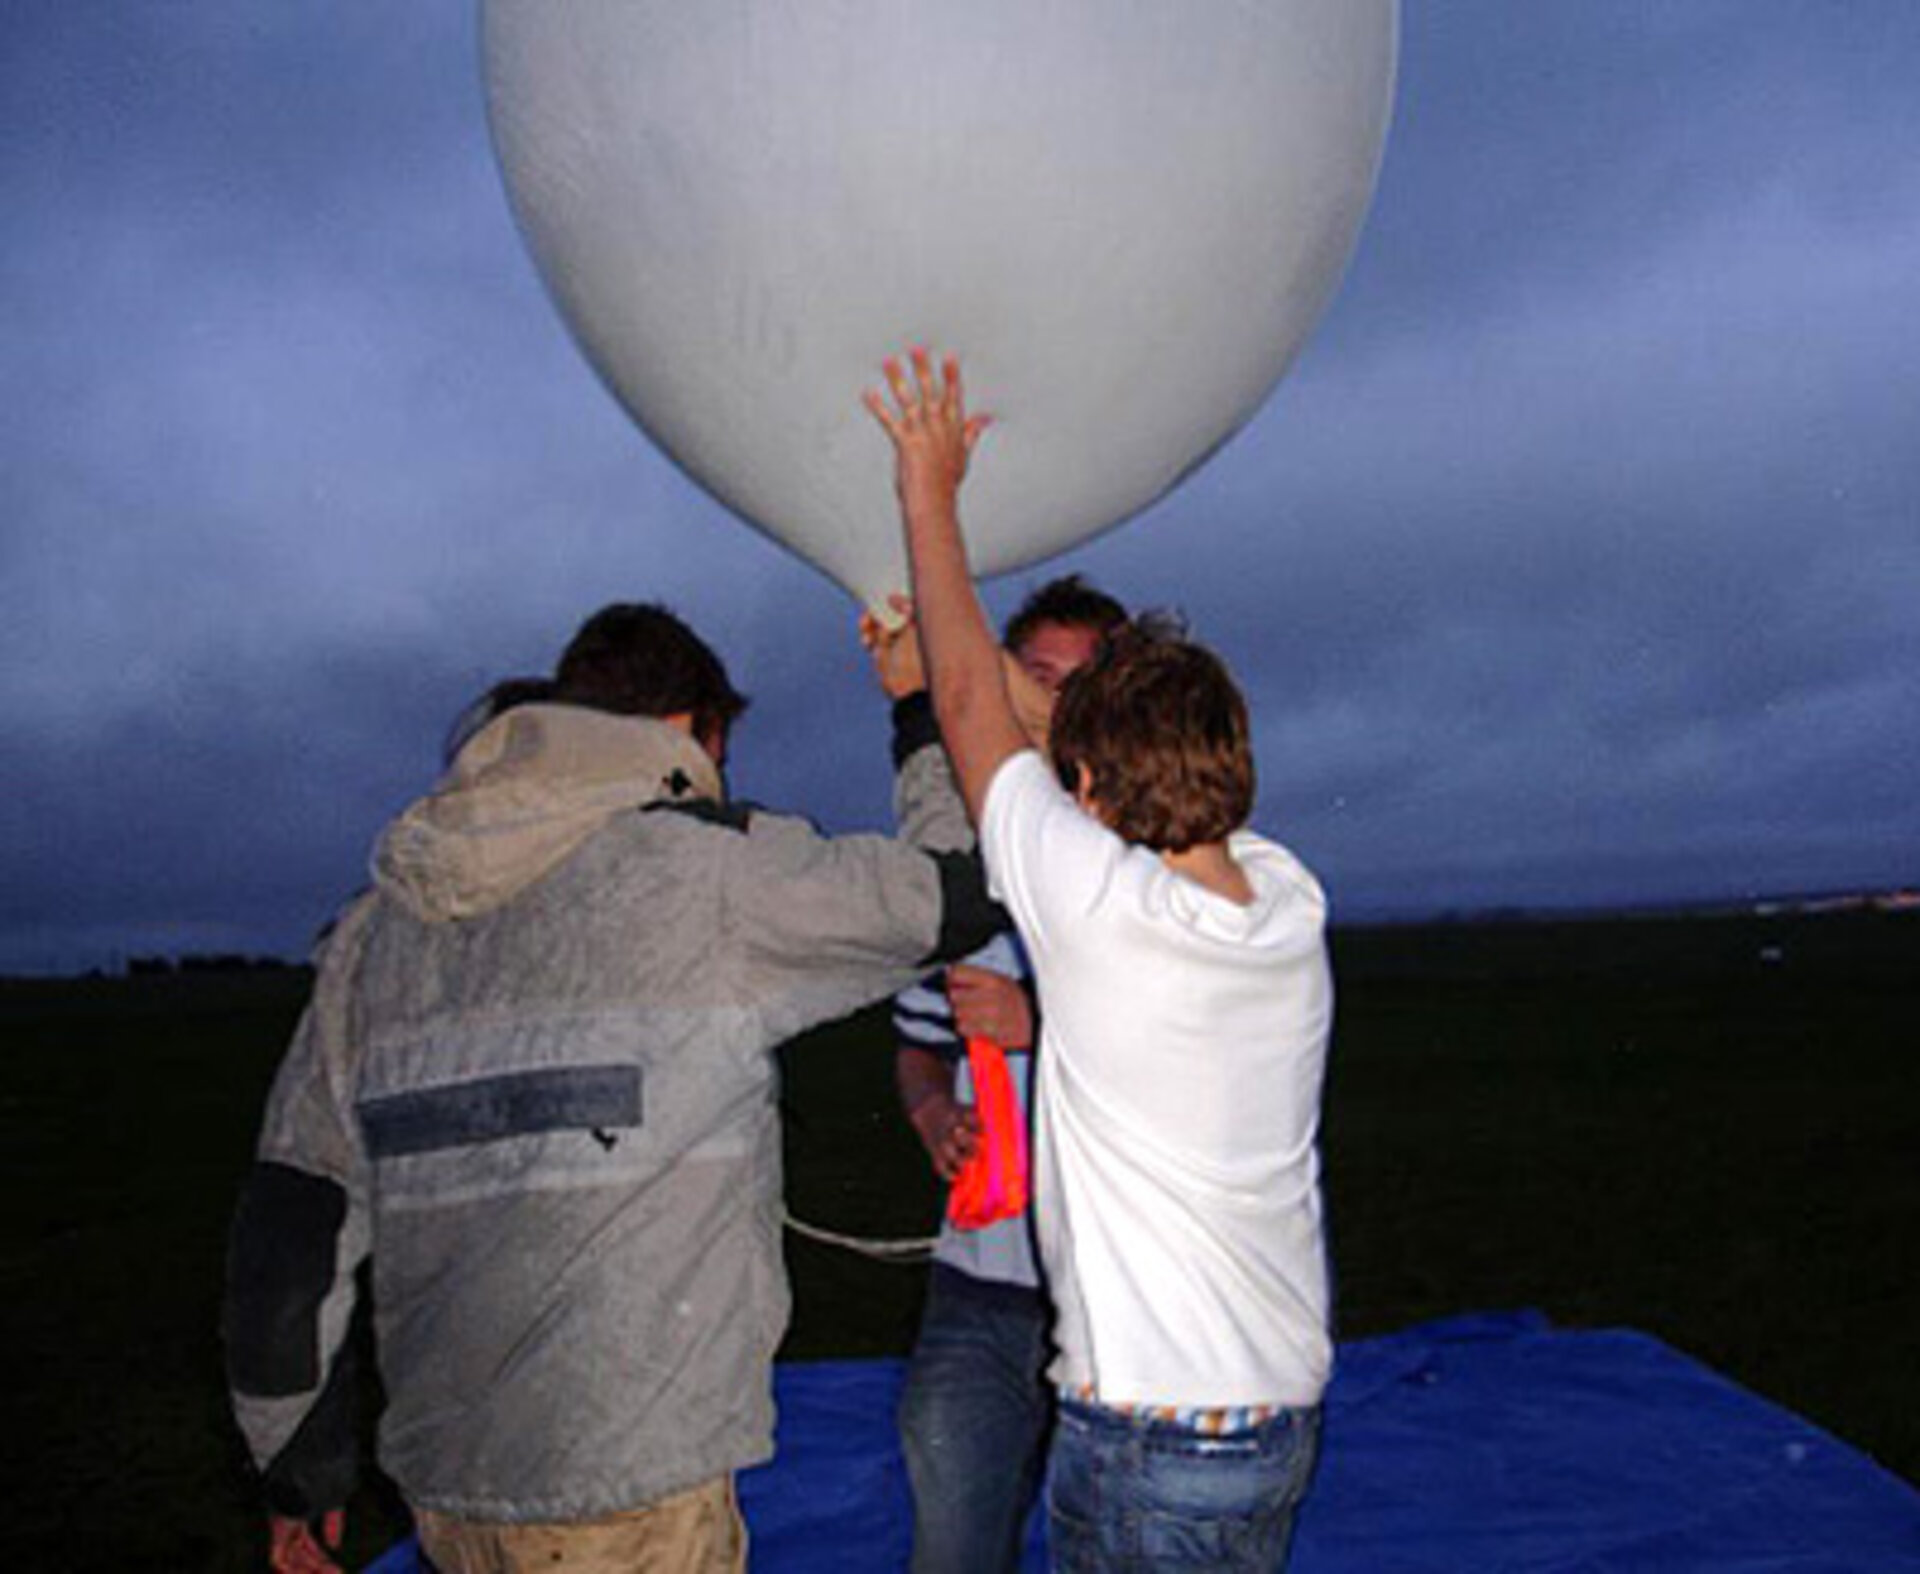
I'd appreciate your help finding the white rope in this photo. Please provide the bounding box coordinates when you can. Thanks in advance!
[782,1208,938,1263]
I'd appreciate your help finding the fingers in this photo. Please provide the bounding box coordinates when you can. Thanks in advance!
[861,600,915,642]
[913,348,967,426]
[868,351,931,429]
[940,354,967,427]
[919,1099,982,1181]
[886,354,914,409]
[863,355,933,440]
[947,965,1008,1004]
[861,386,902,440]
[938,1112,982,1179]
[269,1517,341,1574]
[863,348,986,435]
[874,353,923,433]
[910,345,939,413]
[954,1009,1007,1043]
[948,966,1033,1048]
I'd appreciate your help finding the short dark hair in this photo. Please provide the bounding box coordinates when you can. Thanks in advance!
[553,603,748,741]
[1049,621,1254,852]
[1002,574,1129,655]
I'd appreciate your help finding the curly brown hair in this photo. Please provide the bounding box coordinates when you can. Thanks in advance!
[1049,621,1254,852]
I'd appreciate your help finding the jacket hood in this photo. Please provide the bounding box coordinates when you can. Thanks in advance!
[373,703,724,923]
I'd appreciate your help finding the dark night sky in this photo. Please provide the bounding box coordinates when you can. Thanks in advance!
[4,4,1918,972]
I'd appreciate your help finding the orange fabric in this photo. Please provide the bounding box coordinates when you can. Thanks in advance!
[946,1037,1030,1230]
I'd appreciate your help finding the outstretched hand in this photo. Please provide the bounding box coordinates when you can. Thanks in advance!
[863,347,992,516]
[865,344,1024,824]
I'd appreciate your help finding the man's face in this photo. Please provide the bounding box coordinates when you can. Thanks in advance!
[1013,621,1102,695]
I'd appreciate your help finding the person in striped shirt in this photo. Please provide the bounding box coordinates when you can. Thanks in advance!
[882,576,1128,1574]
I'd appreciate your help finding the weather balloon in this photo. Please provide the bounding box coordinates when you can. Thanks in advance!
[482,1,1396,610]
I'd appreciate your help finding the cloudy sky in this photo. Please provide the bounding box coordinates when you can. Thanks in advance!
[5,4,1917,973]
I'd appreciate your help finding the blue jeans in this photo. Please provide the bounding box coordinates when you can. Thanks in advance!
[1046,1395,1322,1572]
[898,1265,1053,1574]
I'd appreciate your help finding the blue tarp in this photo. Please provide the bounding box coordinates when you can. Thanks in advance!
[365,1312,1920,1572]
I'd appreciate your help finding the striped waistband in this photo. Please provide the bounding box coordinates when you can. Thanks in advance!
[1062,1383,1282,1437]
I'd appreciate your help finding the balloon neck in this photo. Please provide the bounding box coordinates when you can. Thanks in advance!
[863,590,910,632]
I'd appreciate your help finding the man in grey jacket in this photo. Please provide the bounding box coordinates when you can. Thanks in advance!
[224,602,992,1573]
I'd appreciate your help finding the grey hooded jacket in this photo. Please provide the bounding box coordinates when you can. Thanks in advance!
[224,697,984,1522]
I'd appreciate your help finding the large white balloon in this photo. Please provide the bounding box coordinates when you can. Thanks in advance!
[483,1,1396,611]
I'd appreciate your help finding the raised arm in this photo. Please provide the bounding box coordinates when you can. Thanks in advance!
[864,348,1028,824]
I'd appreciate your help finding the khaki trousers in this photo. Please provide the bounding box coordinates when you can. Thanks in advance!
[415,1477,747,1574]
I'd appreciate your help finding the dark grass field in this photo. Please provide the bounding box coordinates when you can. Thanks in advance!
[2,909,1914,1569]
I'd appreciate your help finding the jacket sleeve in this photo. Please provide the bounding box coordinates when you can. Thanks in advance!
[890,692,976,856]
[731,810,996,988]
[890,692,1007,963]
[724,713,1000,1034]
[223,896,377,1518]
